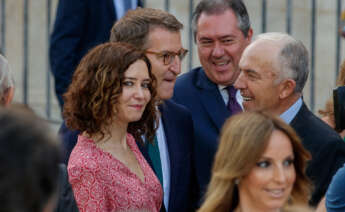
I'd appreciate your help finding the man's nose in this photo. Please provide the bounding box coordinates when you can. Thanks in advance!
[234,72,245,89]
[169,55,181,75]
[211,42,225,58]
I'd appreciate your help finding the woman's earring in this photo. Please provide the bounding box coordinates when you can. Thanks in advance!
[234,178,240,185]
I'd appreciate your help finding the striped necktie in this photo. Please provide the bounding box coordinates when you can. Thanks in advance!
[226,86,242,114]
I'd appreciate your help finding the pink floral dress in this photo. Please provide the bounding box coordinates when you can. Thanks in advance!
[68,133,163,212]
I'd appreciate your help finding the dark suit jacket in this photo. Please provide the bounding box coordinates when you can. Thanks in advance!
[59,100,198,212]
[49,0,142,107]
[290,102,345,206]
[55,164,79,212]
[138,100,198,212]
[173,67,236,200]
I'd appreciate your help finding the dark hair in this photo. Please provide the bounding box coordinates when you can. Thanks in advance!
[192,0,251,41]
[63,42,158,143]
[110,7,183,49]
[0,107,60,212]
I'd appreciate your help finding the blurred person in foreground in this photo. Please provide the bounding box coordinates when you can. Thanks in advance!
[198,111,311,212]
[0,54,14,106]
[64,42,163,211]
[0,107,61,212]
[234,32,345,206]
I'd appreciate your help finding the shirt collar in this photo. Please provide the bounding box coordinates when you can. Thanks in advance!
[280,97,303,124]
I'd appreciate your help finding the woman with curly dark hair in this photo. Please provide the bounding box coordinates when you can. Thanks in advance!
[63,42,162,212]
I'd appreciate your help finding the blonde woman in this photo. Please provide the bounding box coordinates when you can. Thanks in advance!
[198,111,311,212]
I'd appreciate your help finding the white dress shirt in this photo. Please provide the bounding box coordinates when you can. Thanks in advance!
[156,115,171,211]
[280,97,303,124]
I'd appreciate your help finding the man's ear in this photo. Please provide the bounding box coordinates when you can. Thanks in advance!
[279,79,296,99]
[246,28,253,42]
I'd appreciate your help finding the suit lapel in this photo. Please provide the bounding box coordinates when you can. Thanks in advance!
[196,69,230,130]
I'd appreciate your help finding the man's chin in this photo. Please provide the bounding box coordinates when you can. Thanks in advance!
[157,91,174,101]
[157,84,175,100]
[242,102,256,112]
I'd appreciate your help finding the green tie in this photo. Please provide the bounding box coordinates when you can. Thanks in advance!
[147,135,163,186]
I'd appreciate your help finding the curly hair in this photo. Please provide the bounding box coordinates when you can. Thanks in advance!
[63,42,158,143]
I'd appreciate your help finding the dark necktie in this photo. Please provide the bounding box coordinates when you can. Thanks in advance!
[147,135,163,186]
[226,86,242,114]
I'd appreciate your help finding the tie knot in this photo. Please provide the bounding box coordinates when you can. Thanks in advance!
[226,86,237,99]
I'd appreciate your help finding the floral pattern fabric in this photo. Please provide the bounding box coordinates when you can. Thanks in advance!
[68,134,163,212]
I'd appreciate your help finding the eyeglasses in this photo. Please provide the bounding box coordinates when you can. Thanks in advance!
[145,48,188,65]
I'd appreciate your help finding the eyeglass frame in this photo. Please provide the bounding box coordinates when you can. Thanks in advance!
[145,48,188,65]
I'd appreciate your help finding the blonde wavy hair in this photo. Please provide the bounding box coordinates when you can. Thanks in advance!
[198,111,311,212]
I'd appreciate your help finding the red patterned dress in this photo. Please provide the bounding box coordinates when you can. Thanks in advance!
[68,133,163,212]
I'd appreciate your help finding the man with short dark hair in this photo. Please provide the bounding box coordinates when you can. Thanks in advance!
[173,0,252,198]
[234,32,345,206]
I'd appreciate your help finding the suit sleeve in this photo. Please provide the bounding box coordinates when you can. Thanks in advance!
[49,0,87,106]
[326,164,345,211]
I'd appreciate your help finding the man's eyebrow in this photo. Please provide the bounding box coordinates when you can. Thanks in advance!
[219,35,236,39]
[244,69,260,76]
[198,37,213,41]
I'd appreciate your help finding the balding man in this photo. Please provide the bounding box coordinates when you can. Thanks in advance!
[234,32,345,206]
